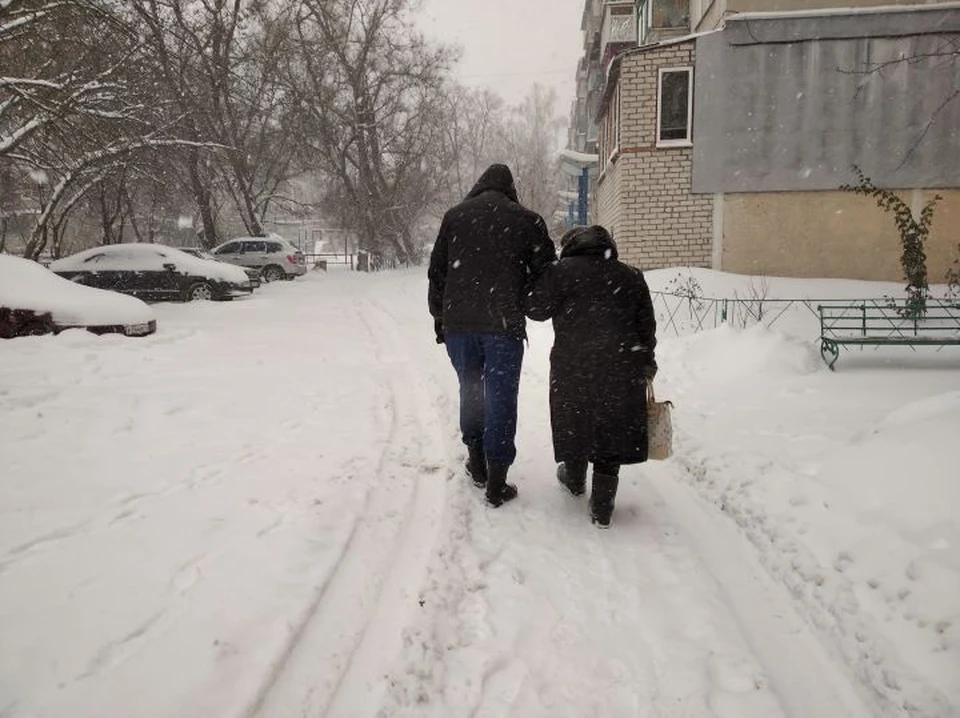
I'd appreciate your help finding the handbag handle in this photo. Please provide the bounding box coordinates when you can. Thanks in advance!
[646,380,672,407]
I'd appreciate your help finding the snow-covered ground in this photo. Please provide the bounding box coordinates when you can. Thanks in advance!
[0,266,957,718]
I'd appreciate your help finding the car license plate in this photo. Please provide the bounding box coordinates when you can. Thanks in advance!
[125,323,151,336]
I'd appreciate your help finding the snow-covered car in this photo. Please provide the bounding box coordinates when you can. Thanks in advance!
[0,254,156,338]
[50,244,254,302]
[179,247,262,289]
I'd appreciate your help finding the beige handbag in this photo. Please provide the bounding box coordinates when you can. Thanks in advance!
[646,381,674,461]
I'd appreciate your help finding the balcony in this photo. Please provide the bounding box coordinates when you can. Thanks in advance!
[599,2,637,67]
[601,3,637,47]
[639,0,690,44]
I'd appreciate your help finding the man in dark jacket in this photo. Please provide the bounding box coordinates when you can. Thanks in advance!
[428,164,556,507]
[524,225,657,527]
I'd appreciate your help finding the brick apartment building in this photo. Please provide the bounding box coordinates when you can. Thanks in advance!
[573,0,960,281]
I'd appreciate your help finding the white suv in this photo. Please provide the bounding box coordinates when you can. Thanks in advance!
[212,235,307,282]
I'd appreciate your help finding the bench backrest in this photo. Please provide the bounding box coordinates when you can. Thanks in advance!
[818,300,960,340]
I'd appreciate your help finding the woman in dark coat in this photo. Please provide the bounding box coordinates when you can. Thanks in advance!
[524,225,658,527]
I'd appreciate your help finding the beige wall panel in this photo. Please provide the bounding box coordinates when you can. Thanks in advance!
[722,189,960,282]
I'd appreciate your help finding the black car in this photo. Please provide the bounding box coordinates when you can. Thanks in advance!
[179,247,262,289]
[50,244,254,302]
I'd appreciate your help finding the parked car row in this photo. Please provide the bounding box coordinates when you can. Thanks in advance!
[1,235,307,339]
[50,244,255,302]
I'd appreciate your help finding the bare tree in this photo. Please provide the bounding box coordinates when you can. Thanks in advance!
[433,85,507,211]
[1,0,193,257]
[289,0,455,262]
[129,0,304,242]
[497,84,564,222]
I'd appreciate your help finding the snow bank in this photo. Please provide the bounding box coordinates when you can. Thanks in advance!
[0,254,154,326]
[51,244,249,284]
[661,316,960,716]
[671,323,821,382]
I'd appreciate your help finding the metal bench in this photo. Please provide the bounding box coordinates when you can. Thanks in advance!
[817,299,960,369]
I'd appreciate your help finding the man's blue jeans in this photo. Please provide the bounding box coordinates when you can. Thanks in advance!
[445,333,524,466]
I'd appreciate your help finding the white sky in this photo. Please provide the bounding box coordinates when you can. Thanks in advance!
[417,0,585,113]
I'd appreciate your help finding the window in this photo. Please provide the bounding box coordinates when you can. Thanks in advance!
[242,241,267,254]
[637,0,689,40]
[216,242,240,255]
[266,242,283,253]
[615,85,622,154]
[657,67,693,146]
[600,82,621,168]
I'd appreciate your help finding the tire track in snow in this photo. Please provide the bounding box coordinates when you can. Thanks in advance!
[243,296,448,718]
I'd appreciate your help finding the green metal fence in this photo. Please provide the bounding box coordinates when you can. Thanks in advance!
[650,292,960,343]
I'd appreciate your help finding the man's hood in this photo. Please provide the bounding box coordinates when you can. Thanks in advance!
[466,164,519,203]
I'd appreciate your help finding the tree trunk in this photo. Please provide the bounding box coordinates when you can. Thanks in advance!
[229,157,265,236]
[24,223,48,260]
[189,149,219,248]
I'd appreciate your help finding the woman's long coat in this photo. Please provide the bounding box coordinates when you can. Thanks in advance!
[524,226,657,465]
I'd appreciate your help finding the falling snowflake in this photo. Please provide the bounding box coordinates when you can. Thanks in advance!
[452,260,461,269]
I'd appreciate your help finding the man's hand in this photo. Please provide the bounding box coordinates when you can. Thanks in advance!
[643,359,658,381]
[434,318,445,344]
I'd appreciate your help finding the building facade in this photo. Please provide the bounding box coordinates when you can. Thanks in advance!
[596,39,713,268]
[578,0,960,281]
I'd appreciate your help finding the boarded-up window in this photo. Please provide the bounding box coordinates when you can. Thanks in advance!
[657,67,692,145]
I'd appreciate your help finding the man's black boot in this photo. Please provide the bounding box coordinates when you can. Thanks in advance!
[485,462,518,508]
[465,442,487,488]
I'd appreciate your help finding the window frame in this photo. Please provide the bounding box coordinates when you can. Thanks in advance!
[599,78,624,176]
[656,66,694,148]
